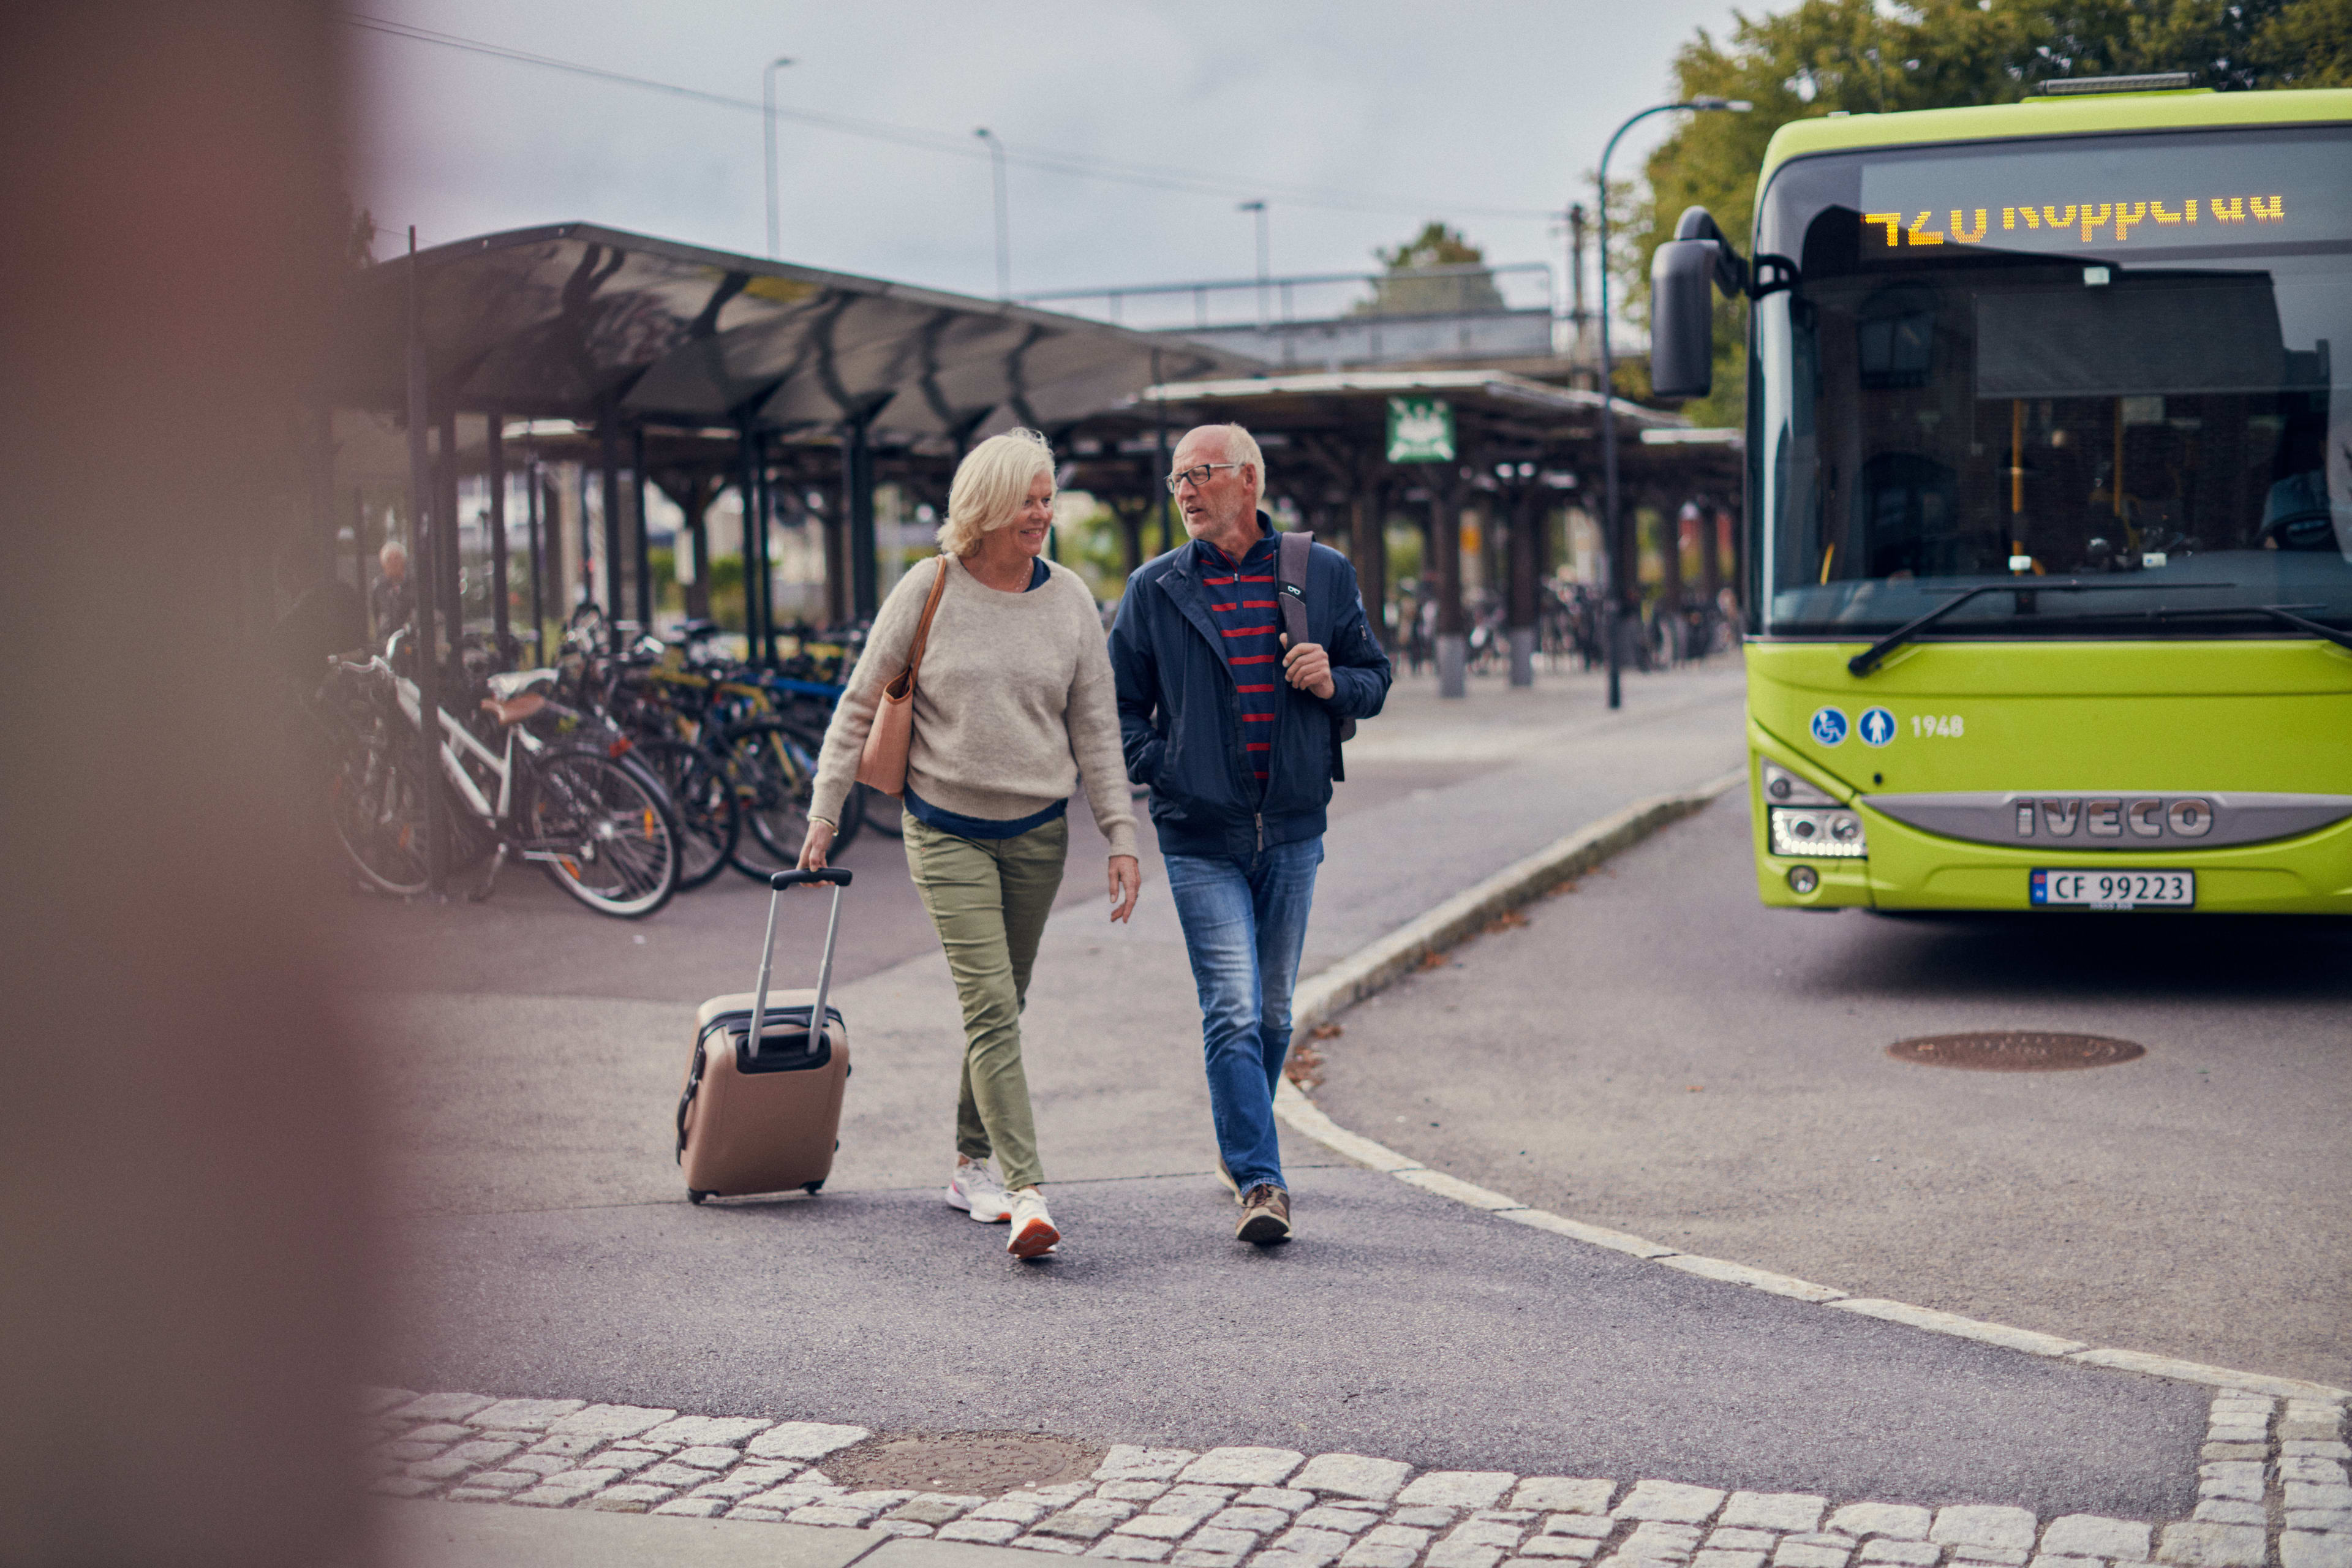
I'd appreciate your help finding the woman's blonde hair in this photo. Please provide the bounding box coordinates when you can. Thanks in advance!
[937,428,1054,557]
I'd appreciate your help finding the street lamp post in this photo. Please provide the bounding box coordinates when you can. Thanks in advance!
[975,127,1010,300]
[1238,200,1269,330]
[763,55,794,260]
[1595,94,1749,709]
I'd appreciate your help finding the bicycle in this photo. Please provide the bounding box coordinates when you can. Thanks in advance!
[571,609,883,871]
[323,651,682,918]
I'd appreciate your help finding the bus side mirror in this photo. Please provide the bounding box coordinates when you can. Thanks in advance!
[1651,205,1752,401]
[1650,239,1722,399]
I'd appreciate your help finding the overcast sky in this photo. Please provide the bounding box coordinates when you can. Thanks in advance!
[353,1,1751,308]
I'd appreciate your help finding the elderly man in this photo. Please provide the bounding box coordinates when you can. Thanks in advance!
[1109,423,1392,1244]
[369,539,414,641]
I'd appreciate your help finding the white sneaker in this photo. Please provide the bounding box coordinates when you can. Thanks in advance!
[1007,1187,1059,1258]
[946,1156,1012,1223]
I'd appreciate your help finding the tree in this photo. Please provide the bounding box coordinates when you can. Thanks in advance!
[1359,221,1507,316]
[1623,0,2352,427]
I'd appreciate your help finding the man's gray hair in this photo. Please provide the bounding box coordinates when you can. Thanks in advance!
[1216,423,1264,493]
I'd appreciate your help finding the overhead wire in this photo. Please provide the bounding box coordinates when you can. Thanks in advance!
[342,13,1561,223]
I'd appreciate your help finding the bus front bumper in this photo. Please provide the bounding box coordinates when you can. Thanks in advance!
[1748,742,2352,916]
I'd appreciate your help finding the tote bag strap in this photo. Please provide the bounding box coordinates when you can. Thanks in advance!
[889,554,952,697]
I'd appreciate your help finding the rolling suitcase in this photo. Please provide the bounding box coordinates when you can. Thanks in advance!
[676,867,853,1202]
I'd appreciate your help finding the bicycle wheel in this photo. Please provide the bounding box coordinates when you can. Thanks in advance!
[718,720,865,873]
[856,784,903,838]
[328,717,432,895]
[635,739,738,891]
[526,748,680,918]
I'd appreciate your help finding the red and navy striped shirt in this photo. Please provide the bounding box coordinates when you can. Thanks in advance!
[1197,533,1282,791]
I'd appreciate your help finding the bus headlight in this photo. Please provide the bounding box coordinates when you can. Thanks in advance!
[1771,807,1868,858]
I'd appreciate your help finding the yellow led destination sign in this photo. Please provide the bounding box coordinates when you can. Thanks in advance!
[1857,138,2347,258]
[1864,194,2285,249]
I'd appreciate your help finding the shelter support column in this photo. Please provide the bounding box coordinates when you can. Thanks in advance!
[631,424,652,629]
[525,452,546,660]
[1152,352,1174,555]
[402,255,443,897]
[820,487,848,628]
[843,418,877,621]
[1611,482,1644,679]
[1433,468,1466,699]
[736,417,769,661]
[1725,500,1744,624]
[1697,496,1723,652]
[556,462,585,612]
[1114,497,1147,581]
[683,475,715,623]
[600,415,624,622]
[435,409,462,644]
[486,410,508,665]
[349,490,369,633]
[1352,451,1386,650]
[574,466,594,607]
[758,451,782,662]
[1697,497,1721,604]
[1507,485,1539,687]
[1660,499,1687,664]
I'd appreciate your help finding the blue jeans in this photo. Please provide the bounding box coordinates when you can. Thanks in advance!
[1163,837,1324,1193]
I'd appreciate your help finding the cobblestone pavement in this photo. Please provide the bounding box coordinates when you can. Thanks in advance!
[362,1389,2350,1568]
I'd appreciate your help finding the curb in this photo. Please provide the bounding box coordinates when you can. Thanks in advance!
[1270,771,2352,1406]
[1287,768,1747,1050]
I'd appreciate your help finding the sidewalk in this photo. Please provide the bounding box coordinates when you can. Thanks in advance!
[364,660,2322,1566]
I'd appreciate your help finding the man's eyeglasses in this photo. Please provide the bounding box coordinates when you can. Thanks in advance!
[1164,462,1246,494]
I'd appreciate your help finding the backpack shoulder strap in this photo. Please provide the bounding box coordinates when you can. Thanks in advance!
[1276,530,1312,649]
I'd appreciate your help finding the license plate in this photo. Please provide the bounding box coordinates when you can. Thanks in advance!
[2030,869,2195,909]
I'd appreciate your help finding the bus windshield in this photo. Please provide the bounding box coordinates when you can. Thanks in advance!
[1750,122,2352,641]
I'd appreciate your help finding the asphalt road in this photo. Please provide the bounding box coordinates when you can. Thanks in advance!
[1314,792,2352,1390]
[388,1166,2201,1518]
[362,662,2216,1518]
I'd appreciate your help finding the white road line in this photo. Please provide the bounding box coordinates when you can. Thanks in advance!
[1269,771,2352,1406]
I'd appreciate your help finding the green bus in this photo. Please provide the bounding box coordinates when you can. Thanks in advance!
[1651,81,2352,914]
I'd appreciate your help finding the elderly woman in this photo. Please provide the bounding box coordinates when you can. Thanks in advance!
[800,429,1139,1259]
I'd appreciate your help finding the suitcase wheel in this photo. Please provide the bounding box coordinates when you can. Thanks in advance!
[687,1189,711,1205]
[803,1180,824,1194]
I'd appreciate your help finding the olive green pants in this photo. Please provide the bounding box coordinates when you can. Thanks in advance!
[902,812,1068,1193]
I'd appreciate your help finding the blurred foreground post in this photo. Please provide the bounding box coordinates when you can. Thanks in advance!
[0,5,371,1566]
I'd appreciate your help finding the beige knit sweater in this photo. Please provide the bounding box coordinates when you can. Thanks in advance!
[809,554,1137,859]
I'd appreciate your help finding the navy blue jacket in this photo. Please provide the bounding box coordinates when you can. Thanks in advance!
[1109,516,1393,858]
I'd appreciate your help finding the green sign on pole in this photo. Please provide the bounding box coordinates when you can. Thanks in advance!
[1386,397,1455,464]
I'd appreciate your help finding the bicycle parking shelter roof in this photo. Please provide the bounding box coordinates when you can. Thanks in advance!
[1134,368,1689,438]
[1059,368,1738,496]
[332,223,1246,442]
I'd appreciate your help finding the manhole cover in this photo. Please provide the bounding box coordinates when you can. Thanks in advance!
[1887,1031,2146,1071]
[824,1431,1102,1496]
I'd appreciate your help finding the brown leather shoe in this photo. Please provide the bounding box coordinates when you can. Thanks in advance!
[1236,1184,1292,1245]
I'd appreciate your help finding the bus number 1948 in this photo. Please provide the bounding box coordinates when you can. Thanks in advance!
[1910,714,1965,737]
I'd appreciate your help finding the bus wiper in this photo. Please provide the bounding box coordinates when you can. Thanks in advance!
[2245,603,2352,652]
[1987,601,2352,652]
[1846,579,2238,676]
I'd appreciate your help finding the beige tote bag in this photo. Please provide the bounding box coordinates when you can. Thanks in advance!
[855,555,951,797]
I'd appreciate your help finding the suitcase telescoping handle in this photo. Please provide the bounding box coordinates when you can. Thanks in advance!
[748,867,853,1056]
